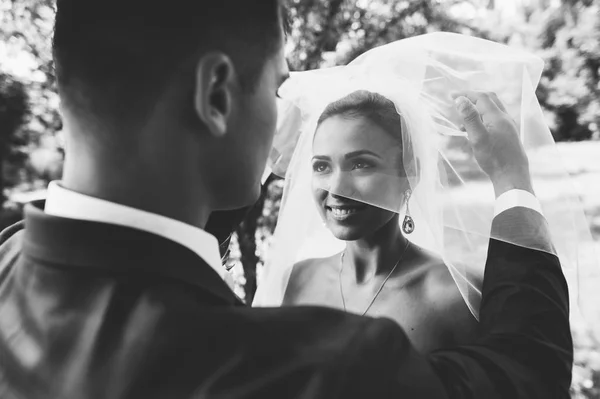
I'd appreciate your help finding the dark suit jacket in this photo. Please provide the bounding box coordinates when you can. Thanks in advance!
[0,201,572,399]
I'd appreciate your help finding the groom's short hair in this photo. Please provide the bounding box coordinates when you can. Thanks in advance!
[52,0,284,125]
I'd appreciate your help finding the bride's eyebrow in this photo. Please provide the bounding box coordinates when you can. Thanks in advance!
[312,155,330,161]
[343,150,382,159]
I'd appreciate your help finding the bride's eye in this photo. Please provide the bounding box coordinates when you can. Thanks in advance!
[312,162,330,173]
[352,161,371,170]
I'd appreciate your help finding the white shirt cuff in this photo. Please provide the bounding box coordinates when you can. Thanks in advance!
[494,189,544,217]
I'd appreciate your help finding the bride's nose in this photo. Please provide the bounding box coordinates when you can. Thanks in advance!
[326,170,355,198]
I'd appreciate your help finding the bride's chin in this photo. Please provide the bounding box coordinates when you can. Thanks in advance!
[328,226,364,242]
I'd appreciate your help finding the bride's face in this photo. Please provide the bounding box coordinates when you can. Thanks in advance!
[311,115,407,241]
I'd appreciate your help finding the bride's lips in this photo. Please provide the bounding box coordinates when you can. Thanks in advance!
[325,203,367,221]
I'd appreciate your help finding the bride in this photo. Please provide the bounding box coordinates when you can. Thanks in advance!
[282,90,478,353]
[254,32,599,352]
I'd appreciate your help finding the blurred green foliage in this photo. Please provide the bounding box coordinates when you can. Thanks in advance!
[0,0,62,215]
[537,2,600,141]
[0,73,28,203]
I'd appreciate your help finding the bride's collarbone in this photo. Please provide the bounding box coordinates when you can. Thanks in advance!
[344,254,443,291]
[293,251,452,300]
[342,260,457,312]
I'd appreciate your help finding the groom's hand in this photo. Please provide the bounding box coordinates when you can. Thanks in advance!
[453,91,534,198]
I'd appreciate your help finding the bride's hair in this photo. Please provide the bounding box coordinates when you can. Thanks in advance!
[316,90,415,177]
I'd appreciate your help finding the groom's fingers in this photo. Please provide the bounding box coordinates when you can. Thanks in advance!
[453,91,503,117]
[454,96,488,145]
[488,92,508,113]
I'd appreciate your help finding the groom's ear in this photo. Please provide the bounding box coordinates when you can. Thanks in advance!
[194,52,237,138]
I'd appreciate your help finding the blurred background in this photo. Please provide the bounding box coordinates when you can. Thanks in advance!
[1,0,599,397]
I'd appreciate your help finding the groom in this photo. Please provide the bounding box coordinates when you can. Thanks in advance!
[0,1,571,398]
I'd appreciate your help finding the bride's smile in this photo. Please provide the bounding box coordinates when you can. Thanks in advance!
[326,202,367,220]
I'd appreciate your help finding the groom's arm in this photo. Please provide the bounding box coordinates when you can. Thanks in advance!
[424,207,572,399]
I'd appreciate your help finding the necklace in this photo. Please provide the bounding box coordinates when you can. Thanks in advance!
[339,240,410,316]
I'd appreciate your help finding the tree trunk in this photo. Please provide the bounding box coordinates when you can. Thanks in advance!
[303,0,345,70]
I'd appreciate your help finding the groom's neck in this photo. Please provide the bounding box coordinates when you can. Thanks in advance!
[60,143,212,230]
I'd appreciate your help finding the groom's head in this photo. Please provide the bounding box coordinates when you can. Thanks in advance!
[52,0,289,211]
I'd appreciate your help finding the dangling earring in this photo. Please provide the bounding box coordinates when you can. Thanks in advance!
[402,189,415,234]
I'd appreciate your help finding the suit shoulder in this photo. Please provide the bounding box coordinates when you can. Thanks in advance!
[239,305,408,355]
[196,308,410,397]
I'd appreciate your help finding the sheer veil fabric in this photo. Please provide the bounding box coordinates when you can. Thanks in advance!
[255,32,599,326]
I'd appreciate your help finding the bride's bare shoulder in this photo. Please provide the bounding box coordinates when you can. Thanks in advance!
[416,247,480,343]
[411,246,474,296]
[283,254,340,304]
[289,254,339,284]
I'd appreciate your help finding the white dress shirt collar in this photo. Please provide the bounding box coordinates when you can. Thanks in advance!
[44,181,226,281]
